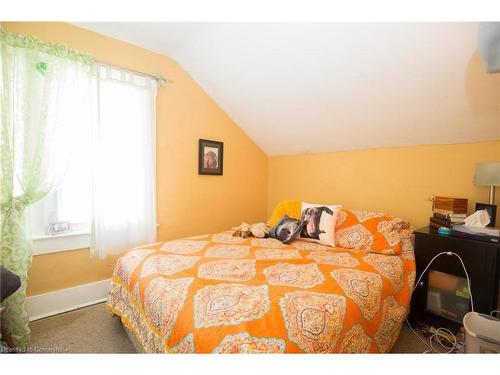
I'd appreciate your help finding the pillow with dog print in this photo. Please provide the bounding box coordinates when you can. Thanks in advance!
[299,202,342,247]
[267,215,302,244]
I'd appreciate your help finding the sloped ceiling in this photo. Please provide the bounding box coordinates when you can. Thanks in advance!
[76,22,500,156]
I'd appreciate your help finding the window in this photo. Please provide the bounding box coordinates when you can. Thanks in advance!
[29,128,92,238]
[29,67,94,252]
[30,63,157,256]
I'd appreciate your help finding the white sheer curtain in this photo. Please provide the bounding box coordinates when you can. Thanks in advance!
[90,65,157,258]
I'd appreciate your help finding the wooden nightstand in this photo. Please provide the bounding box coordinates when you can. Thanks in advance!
[409,227,500,331]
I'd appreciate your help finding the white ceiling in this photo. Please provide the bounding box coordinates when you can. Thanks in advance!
[76,22,500,156]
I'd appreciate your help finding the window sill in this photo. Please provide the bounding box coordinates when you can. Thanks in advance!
[32,231,91,256]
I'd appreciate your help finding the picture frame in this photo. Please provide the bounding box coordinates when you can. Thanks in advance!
[49,221,71,235]
[198,139,223,175]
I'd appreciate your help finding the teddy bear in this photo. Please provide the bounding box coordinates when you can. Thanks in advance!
[232,222,270,238]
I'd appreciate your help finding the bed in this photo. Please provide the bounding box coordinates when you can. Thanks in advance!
[107,212,415,354]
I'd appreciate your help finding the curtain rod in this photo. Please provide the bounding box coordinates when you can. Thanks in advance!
[96,60,173,87]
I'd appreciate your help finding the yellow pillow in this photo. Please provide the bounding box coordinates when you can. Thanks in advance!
[268,199,301,227]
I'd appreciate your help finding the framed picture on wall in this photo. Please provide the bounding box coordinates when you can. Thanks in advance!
[198,139,224,175]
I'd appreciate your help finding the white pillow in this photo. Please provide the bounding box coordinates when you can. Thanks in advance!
[299,202,342,247]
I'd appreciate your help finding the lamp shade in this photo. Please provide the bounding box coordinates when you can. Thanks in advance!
[474,162,500,186]
[479,22,500,73]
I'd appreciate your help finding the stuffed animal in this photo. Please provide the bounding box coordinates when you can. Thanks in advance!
[232,223,252,238]
[250,222,270,238]
[232,222,270,238]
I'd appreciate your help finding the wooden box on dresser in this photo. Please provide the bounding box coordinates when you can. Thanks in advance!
[409,227,500,332]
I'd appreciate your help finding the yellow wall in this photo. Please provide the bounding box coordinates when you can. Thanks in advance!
[268,141,500,229]
[1,22,268,296]
[27,249,120,296]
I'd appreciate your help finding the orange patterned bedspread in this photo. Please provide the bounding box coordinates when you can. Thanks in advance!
[107,231,415,353]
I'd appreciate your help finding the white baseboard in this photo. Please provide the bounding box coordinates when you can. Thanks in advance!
[27,279,111,321]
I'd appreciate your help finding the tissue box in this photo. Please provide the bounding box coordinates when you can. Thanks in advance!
[452,224,499,239]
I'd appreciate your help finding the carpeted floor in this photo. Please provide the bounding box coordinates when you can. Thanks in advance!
[28,302,427,354]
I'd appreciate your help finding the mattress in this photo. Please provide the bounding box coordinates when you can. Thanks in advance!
[107,231,415,353]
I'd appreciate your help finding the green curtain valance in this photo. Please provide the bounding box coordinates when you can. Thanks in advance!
[0,27,94,65]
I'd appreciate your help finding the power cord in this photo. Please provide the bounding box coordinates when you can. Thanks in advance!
[405,251,474,354]
[427,327,465,354]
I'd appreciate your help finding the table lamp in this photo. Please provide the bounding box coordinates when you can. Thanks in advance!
[474,162,500,227]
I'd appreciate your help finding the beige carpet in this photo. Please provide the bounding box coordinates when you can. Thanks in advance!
[28,302,427,354]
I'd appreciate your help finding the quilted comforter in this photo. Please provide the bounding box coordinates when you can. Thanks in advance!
[107,231,415,353]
